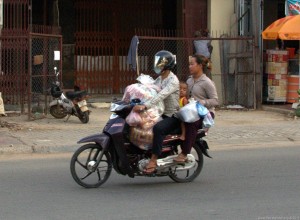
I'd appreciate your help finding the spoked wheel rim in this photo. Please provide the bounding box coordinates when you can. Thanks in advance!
[50,105,67,118]
[169,144,203,183]
[70,144,112,188]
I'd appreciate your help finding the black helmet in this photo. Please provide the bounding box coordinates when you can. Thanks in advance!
[50,84,63,98]
[153,50,176,74]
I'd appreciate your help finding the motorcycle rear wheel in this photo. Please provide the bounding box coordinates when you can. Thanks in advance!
[79,111,89,123]
[169,143,203,183]
[70,144,112,188]
[50,105,67,119]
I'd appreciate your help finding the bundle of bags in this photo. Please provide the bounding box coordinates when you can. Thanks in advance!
[176,98,214,128]
[122,74,164,150]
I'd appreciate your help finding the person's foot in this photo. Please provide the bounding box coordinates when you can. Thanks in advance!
[143,159,157,174]
[173,153,188,163]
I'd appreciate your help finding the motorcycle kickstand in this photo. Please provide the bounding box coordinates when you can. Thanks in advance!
[64,114,71,122]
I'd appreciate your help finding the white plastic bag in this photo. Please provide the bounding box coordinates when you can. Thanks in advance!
[176,100,200,123]
[136,73,155,85]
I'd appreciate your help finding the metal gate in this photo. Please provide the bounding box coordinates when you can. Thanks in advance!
[29,33,62,119]
[74,0,172,94]
[0,0,62,118]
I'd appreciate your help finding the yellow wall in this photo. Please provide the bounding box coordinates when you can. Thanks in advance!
[208,0,235,105]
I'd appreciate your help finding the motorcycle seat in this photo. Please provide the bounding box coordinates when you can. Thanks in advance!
[66,90,87,100]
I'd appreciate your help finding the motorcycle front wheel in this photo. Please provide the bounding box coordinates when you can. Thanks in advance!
[50,104,67,119]
[70,144,112,188]
[79,111,89,123]
[169,143,203,183]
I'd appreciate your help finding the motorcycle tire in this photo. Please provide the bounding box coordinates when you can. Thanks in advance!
[79,111,89,123]
[70,144,112,188]
[169,143,203,183]
[49,105,67,119]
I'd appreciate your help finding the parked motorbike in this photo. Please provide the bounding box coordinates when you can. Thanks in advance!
[49,67,90,123]
[70,99,212,188]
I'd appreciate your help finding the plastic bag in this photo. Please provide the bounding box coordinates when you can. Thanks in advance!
[139,109,162,130]
[136,73,155,85]
[176,100,200,123]
[122,83,155,103]
[196,102,209,118]
[126,110,142,126]
[129,127,153,150]
[202,112,215,128]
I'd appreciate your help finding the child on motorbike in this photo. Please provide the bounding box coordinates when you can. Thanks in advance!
[178,81,188,140]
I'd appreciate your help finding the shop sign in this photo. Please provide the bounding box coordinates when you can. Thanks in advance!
[286,0,300,15]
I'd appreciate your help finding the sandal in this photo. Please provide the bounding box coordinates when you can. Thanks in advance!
[173,153,188,163]
[143,160,157,174]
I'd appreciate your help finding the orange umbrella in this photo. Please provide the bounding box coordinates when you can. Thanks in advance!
[262,15,300,40]
[262,15,300,105]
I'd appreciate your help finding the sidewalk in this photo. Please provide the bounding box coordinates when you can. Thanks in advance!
[0,103,300,154]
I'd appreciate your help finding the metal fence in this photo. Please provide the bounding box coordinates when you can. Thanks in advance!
[136,35,256,108]
[0,33,62,119]
[1,33,256,116]
[29,33,62,119]
[0,35,29,112]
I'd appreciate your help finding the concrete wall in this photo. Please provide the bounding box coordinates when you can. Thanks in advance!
[208,0,235,105]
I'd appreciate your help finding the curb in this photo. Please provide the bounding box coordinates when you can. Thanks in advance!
[261,105,294,116]
[89,103,111,108]
[1,103,298,155]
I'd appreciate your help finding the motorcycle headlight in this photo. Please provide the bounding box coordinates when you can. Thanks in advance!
[110,103,119,111]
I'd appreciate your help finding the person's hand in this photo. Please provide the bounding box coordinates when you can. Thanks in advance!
[133,105,146,112]
[199,100,206,106]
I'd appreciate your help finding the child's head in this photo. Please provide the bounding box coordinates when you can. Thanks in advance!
[180,81,188,98]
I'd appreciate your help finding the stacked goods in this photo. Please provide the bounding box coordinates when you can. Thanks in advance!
[287,50,300,103]
[287,75,300,103]
[122,74,164,150]
[265,50,288,102]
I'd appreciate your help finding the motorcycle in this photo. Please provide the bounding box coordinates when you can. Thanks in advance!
[49,67,90,123]
[70,100,212,188]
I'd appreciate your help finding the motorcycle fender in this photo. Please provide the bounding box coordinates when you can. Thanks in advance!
[49,99,62,107]
[77,133,110,150]
[196,138,212,158]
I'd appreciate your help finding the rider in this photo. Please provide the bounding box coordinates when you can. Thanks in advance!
[133,50,181,174]
[173,54,219,163]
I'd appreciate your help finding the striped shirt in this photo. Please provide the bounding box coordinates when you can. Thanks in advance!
[145,72,179,117]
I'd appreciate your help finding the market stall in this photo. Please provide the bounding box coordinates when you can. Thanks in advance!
[262,15,300,104]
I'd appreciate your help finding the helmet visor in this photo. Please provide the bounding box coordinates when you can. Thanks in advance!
[154,55,167,74]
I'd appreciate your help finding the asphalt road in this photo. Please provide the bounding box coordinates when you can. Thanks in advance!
[0,145,300,220]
